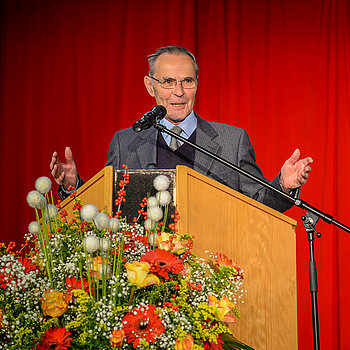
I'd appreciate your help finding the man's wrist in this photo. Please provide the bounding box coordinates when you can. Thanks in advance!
[279,177,300,199]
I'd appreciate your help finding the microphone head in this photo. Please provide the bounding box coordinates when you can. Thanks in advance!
[132,122,143,132]
[152,105,167,119]
[132,105,167,132]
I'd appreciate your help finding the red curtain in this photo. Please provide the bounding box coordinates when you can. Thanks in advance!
[1,0,349,348]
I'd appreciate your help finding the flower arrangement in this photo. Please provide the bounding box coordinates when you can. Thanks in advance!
[0,170,254,350]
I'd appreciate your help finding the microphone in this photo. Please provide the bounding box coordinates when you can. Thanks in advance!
[132,105,167,132]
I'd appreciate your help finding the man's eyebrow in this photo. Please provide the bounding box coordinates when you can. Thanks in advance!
[162,76,195,80]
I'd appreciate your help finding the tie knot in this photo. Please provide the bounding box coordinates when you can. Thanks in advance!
[171,126,183,135]
[169,126,183,151]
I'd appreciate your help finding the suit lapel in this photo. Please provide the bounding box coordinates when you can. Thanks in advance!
[131,127,158,168]
[193,115,220,175]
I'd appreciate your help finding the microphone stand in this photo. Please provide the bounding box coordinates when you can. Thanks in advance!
[153,122,350,350]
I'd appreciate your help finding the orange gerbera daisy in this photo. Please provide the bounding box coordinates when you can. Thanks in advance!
[140,249,184,280]
[36,328,72,350]
[214,252,240,271]
[122,305,165,348]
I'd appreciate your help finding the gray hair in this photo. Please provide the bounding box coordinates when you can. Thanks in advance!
[148,46,199,78]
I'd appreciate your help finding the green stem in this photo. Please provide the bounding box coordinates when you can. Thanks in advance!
[35,208,53,288]
[161,203,169,232]
[128,287,136,306]
[95,252,100,302]
[79,230,94,299]
[113,235,125,305]
[48,191,65,286]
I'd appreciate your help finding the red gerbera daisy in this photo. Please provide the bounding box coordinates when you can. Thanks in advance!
[124,234,149,250]
[18,257,40,273]
[36,328,72,350]
[122,305,165,348]
[0,257,39,290]
[204,334,224,350]
[65,276,92,295]
[140,249,184,280]
[0,269,11,289]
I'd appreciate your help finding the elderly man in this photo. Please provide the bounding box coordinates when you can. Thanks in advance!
[50,46,312,213]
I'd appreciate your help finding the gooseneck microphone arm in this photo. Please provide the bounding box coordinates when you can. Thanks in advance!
[151,120,350,234]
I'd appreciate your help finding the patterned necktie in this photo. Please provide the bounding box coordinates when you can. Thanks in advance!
[169,126,183,151]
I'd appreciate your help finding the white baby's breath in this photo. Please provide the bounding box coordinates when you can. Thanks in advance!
[156,191,171,206]
[35,176,52,194]
[80,204,99,222]
[153,175,170,191]
[94,212,109,231]
[147,207,163,222]
[26,190,46,209]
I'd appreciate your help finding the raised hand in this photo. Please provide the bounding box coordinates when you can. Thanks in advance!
[280,149,313,192]
[50,147,78,189]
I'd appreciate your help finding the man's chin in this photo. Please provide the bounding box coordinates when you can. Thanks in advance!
[165,111,190,125]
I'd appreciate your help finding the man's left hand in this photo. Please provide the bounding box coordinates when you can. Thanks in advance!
[280,149,313,192]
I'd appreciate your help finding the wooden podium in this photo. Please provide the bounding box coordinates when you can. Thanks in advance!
[61,165,298,350]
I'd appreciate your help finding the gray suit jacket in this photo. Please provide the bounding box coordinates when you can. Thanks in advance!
[106,114,293,213]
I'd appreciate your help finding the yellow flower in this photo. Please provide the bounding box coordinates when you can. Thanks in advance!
[41,289,72,318]
[110,329,125,347]
[156,232,190,255]
[175,334,194,350]
[125,261,160,288]
[208,295,236,323]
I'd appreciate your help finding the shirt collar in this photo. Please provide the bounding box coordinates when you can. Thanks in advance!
[159,111,197,142]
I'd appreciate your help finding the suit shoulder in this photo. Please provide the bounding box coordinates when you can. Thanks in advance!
[203,120,248,138]
[112,127,134,137]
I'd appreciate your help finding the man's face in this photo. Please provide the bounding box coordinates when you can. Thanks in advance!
[144,53,198,125]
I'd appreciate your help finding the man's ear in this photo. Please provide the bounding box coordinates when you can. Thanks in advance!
[144,76,155,97]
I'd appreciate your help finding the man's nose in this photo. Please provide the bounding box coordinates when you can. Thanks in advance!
[173,81,185,96]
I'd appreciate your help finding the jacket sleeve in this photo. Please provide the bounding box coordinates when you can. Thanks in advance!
[57,175,85,201]
[237,130,294,213]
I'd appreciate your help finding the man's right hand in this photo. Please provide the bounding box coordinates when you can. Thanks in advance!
[50,147,78,189]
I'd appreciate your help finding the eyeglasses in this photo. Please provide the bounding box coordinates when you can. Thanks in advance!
[149,76,197,89]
